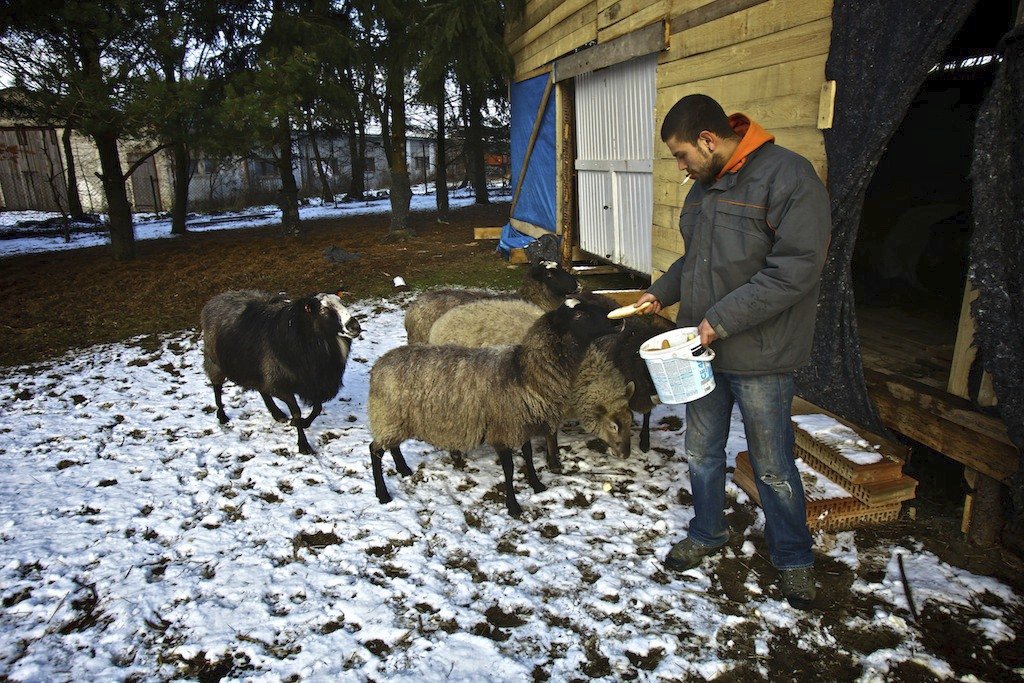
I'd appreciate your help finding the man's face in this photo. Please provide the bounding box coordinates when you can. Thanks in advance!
[666,134,719,186]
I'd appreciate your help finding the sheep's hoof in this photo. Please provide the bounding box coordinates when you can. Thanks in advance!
[507,502,523,518]
[545,459,562,474]
[397,464,412,477]
[531,481,547,494]
[217,410,229,425]
[377,491,392,504]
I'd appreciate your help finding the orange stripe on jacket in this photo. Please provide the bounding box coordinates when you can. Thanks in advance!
[715,113,775,180]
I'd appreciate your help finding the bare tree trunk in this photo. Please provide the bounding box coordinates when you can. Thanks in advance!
[386,66,412,238]
[61,125,86,220]
[276,116,302,236]
[307,117,334,203]
[435,86,449,222]
[347,118,365,200]
[463,82,489,205]
[170,140,190,235]
[94,131,135,260]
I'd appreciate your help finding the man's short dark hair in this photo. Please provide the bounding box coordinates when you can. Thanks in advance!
[660,94,736,143]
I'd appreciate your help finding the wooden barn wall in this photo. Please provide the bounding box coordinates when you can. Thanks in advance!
[509,0,834,287]
[651,0,833,283]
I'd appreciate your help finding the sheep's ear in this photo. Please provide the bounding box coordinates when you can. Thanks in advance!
[624,381,636,401]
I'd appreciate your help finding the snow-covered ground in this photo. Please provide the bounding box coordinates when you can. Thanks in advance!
[1,297,1019,681]
[0,186,505,258]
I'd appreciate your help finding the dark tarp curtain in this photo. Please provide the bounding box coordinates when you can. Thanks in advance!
[797,0,979,431]
[498,73,557,257]
[970,21,1024,543]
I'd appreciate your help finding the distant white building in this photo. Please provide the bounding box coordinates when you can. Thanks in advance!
[0,121,442,214]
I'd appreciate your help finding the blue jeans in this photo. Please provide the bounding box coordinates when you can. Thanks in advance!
[683,371,814,569]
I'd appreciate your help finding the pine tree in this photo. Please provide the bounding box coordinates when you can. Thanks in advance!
[0,1,156,260]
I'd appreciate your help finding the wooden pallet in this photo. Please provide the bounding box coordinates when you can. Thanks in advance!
[734,452,903,532]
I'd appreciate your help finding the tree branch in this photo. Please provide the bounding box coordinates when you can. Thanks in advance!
[121,142,174,181]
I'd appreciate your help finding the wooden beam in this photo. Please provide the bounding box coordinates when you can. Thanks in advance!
[509,218,554,239]
[817,80,836,129]
[864,368,1018,483]
[473,227,503,240]
[948,281,997,406]
[572,264,622,276]
[553,20,668,82]
[557,80,576,268]
[669,0,770,34]
[962,467,1003,546]
[510,75,554,215]
[508,248,530,265]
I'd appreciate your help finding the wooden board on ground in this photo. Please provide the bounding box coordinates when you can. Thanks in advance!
[735,451,903,532]
[508,248,530,265]
[474,227,504,240]
[572,264,622,276]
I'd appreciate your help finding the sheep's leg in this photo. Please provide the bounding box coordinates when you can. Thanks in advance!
[280,394,313,455]
[370,442,392,504]
[639,412,652,452]
[520,440,547,494]
[300,402,323,429]
[391,446,412,477]
[450,450,467,470]
[212,382,229,424]
[496,447,523,518]
[260,392,289,423]
[544,430,562,473]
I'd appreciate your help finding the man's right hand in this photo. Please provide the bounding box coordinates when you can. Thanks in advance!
[635,292,662,315]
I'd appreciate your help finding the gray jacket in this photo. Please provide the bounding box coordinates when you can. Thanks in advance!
[647,142,831,374]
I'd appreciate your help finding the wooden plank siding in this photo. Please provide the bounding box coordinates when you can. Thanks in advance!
[597,0,670,44]
[512,0,597,78]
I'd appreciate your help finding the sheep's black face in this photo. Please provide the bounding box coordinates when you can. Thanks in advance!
[559,297,620,342]
[532,260,581,296]
[317,293,362,339]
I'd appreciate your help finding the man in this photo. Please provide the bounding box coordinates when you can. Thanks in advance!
[635,94,831,609]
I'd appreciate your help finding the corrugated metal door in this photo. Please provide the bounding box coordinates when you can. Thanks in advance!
[575,53,656,274]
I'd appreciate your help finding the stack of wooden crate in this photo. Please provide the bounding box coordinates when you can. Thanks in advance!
[733,399,918,532]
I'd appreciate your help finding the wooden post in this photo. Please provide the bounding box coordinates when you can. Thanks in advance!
[963,467,1003,547]
[557,80,576,269]
[948,282,995,405]
[510,74,554,216]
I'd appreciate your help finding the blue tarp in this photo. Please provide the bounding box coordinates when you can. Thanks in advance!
[498,74,557,257]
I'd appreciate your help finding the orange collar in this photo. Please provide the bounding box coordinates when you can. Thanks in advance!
[716,113,775,179]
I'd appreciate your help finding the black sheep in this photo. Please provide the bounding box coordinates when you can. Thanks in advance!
[201,289,361,454]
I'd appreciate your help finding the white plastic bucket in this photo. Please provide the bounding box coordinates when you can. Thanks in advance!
[639,327,716,404]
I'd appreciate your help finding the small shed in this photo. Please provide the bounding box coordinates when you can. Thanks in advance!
[505,0,1023,549]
